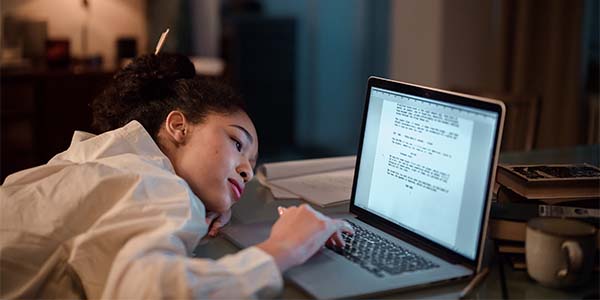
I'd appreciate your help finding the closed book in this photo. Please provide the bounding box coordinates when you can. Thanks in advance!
[496,184,600,207]
[496,240,525,254]
[491,194,600,225]
[489,219,527,241]
[489,218,600,250]
[496,163,600,199]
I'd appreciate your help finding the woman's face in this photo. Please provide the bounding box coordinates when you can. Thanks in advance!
[167,111,258,213]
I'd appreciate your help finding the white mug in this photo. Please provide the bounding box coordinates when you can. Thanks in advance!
[526,217,597,288]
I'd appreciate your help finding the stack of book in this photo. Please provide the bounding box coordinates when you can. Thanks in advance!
[489,163,600,270]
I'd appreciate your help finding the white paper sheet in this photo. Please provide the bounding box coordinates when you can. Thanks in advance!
[258,156,356,180]
[269,168,355,207]
[255,156,356,206]
[267,184,300,199]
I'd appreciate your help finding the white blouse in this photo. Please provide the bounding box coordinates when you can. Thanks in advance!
[0,121,282,299]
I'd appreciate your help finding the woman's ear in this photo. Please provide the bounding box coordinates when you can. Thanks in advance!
[163,111,189,145]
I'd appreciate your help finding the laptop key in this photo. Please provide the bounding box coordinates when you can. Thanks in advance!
[325,220,440,277]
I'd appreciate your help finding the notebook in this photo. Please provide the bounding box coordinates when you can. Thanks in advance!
[223,77,505,299]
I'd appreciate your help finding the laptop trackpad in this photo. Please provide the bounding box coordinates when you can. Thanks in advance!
[284,249,361,291]
[221,221,273,248]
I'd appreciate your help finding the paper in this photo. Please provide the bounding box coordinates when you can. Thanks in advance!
[270,169,355,207]
[368,97,474,245]
[256,170,301,199]
[256,156,356,206]
[268,184,299,199]
[258,156,356,179]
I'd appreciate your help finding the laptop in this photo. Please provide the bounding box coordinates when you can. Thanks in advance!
[223,77,505,299]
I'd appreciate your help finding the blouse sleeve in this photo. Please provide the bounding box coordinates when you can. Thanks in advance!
[100,225,283,299]
[59,161,284,299]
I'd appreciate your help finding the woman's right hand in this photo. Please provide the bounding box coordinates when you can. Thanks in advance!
[256,204,354,272]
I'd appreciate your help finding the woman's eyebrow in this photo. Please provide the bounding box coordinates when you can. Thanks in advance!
[229,124,254,144]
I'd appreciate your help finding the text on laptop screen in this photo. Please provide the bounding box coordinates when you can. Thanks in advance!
[354,87,499,260]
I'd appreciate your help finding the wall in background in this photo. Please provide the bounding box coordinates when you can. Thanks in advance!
[2,0,148,69]
[440,0,501,92]
[389,0,593,149]
[388,0,501,91]
[388,0,443,87]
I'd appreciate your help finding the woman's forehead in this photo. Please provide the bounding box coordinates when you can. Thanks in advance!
[212,112,256,134]
[209,112,258,148]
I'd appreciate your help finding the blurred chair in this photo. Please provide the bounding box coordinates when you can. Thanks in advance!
[588,94,599,144]
[452,89,541,152]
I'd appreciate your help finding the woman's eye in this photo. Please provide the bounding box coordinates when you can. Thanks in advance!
[232,139,242,151]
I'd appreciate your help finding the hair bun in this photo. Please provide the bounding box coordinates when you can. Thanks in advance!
[109,53,196,105]
[116,53,196,83]
[150,53,196,80]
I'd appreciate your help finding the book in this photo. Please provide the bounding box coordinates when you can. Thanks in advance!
[489,188,600,242]
[496,184,600,207]
[496,163,600,200]
[492,191,600,221]
[489,219,527,242]
[496,241,525,254]
[256,156,356,207]
[488,213,600,243]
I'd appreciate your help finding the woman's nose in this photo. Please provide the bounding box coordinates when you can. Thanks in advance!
[238,164,254,183]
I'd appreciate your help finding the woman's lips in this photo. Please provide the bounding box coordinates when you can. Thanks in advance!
[228,179,243,200]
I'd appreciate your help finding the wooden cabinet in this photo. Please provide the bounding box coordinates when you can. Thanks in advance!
[1,69,113,181]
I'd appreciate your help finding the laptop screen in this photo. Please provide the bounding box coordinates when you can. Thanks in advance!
[354,85,500,260]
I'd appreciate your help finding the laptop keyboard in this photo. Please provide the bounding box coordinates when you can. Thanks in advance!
[326,220,439,277]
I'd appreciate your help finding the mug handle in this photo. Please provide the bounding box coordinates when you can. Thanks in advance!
[557,240,583,278]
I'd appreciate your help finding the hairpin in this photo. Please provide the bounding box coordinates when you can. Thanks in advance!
[154,28,170,55]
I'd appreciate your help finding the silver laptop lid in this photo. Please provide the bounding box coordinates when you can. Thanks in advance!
[350,77,505,270]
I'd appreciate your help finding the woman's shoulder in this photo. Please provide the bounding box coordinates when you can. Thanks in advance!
[3,121,183,195]
[40,121,174,176]
[1,145,200,235]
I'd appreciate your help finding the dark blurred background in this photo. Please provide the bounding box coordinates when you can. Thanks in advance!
[1,0,598,181]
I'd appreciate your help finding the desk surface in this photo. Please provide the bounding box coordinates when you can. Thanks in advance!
[194,145,600,299]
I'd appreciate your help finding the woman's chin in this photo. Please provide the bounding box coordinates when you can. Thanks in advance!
[200,191,232,213]
[210,200,232,214]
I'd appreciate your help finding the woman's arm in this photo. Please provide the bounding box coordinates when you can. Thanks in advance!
[101,204,351,299]
[101,229,283,299]
[257,204,354,272]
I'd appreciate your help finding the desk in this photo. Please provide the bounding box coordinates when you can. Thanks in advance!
[194,145,600,299]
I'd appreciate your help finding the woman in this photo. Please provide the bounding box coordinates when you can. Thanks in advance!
[0,53,352,299]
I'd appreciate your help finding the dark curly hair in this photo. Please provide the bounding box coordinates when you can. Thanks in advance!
[91,53,246,139]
